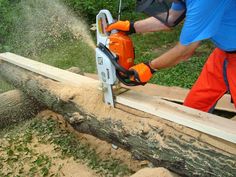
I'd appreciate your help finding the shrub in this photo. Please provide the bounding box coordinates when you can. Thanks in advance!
[63,0,137,23]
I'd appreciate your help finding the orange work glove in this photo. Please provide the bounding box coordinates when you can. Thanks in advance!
[129,62,156,84]
[106,21,136,34]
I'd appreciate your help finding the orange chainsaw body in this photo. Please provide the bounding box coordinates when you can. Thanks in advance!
[108,32,135,70]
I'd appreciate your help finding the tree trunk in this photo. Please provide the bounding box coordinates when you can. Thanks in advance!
[0,67,81,129]
[0,89,43,128]
[0,62,235,177]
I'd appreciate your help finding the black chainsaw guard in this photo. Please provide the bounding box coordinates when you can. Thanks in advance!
[98,43,146,86]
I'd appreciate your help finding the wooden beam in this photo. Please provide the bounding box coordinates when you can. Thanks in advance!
[1,52,236,143]
[117,91,236,143]
[0,52,97,86]
[85,73,236,113]
[125,83,236,113]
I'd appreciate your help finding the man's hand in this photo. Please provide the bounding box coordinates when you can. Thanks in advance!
[106,21,136,34]
[129,62,155,84]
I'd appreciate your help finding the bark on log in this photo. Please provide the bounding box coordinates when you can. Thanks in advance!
[0,89,43,128]
[0,62,236,177]
[0,67,80,128]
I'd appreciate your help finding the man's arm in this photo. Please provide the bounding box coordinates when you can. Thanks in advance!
[149,41,200,70]
[134,17,169,33]
[128,41,200,84]
[134,9,185,33]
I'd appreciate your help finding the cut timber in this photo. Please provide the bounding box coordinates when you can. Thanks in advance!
[0,52,97,86]
[0,52,236,143]
[85,73,236,113]
[117,91,236,143]
[126,83,236,113]
[0,57,236,177]
[0,90,42,128]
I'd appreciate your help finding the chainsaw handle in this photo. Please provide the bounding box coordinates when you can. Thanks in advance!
[98,43,133,76]
[98,43,146,86]
[96,10,118,46]
[116,71,146,86]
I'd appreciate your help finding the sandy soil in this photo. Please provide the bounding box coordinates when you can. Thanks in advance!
[31,137,100,177]
[0,135,100,177]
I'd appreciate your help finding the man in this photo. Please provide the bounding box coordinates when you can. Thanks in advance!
[107,0,236,112]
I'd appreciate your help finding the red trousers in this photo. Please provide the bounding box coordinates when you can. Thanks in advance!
[184,48,236,112]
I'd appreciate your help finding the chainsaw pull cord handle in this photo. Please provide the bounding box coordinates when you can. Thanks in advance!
[98,43,146,86]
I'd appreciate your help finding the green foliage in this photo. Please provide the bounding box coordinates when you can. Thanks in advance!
[63,0,137,23]
[37,39,96,73]
[0,0,15,51]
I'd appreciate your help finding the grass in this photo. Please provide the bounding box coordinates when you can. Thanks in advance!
[31,39,96,73]
[0,117,132,177]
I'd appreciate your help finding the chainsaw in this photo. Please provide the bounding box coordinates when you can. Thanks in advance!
[96,4,142,106]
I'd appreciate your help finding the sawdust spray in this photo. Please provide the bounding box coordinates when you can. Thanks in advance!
[15,0,95,56]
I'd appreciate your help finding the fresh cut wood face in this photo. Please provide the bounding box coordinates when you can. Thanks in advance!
[1,52,236,144]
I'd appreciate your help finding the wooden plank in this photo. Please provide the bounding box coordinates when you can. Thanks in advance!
[1,52,236,143]
[0,52,98,86]
[126,84,236,113]
[116,90,236,143]
[85,73,236,113]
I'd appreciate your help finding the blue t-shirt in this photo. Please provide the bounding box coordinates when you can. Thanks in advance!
[172,0,236,51]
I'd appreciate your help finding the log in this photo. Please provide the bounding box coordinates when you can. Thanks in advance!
[1,53,236,143]
[0,58,236,176]
[0,90,43,128]
[0,67,81,129]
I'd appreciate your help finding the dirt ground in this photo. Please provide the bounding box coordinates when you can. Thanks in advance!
[31,137,100,177]
[0,110,179,177]
[0,131,100,177]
